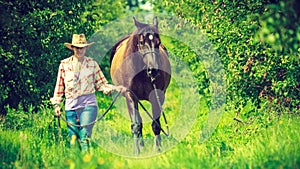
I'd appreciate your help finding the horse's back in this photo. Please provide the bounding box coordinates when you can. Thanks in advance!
[110,33,131,65]
[110,37,130,84]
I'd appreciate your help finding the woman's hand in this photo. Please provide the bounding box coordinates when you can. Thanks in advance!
[103,85,127,95]
[114,85,127,94]
[54,105,61,116]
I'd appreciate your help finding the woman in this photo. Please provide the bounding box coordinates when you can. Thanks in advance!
[51,34,125,151]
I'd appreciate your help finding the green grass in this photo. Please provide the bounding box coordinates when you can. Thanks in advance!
[1,87,299,168]
[1,111,299,168]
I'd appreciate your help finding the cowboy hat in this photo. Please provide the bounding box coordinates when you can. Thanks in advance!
[64,34,94,50]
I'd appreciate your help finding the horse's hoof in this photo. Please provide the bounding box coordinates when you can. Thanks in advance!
[134,149,140,155]
[153,135,162,152]
[134,137,140,155]
[134,145,140,155]
[153,145,162,153]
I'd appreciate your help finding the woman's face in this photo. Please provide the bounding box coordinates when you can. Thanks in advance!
[73,46,87,58]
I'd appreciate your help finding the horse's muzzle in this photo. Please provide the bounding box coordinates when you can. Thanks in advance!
[147,67,160,79]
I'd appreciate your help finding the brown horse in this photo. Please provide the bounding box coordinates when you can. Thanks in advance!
[110,17,171,154]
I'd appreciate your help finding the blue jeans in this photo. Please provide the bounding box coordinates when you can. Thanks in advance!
[66,106,97,151]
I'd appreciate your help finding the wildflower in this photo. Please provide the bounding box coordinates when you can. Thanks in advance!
[97,157,105,165]
[114,161,124,168]
[65,159,75,169]
[70,135,77,146]
[83,153,92,163]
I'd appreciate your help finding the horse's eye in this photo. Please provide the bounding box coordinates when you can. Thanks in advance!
[140,41,145,45]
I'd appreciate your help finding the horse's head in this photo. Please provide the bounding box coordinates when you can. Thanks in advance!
[133,17,161,79]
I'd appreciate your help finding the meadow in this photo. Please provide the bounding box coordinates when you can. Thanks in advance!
[1,81,299,168]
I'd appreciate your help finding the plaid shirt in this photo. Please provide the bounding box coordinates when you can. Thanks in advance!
[50,56,113,105]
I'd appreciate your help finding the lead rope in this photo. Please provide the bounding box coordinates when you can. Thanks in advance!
[56,88,169,136]
[57,114,63,149]
[57,91,121,128]
[153,84,170,136]
[128,90,169,136]
[151,77,170,136]
[147,36,169,136]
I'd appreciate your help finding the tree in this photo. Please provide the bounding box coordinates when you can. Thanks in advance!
[151,0,299,112]
[0,0,127,115]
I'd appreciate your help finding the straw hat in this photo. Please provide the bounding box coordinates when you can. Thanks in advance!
[64,34,94,50]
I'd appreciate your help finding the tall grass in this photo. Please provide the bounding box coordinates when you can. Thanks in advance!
[1,94,299,168]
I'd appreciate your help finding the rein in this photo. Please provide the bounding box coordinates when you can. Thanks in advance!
[57,91,121,128]
[56,88,170,136]
[128,86,170,136]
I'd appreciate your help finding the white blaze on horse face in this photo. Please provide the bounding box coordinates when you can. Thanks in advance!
[149,34,153,40]
[143,52,157,70]
[143,42,158,70]
[138,34,158,70]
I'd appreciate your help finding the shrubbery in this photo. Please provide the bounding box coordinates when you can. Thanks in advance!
[152,0,300,113]
[1,0,299,115]
[0,0,127,115]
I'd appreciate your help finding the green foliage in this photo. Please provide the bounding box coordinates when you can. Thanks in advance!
[152,0,300,112]
[255,0,300,110]
[257,1,300,52]
[0,0,127,115]
[0,130,20,168]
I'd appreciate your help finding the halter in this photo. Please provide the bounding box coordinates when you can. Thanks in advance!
[137,32,160,80]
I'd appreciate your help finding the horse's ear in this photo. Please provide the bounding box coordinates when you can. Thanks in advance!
[153,16,158,28]
[133,16,146,29]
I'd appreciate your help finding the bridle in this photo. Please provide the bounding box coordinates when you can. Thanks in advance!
[137,32,161,80]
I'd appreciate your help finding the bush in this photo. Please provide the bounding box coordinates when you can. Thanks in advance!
[152,0,300,112]
[0,0,127,115]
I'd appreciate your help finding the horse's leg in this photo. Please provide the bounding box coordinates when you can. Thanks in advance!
[125,93,143,155]
[132,102,144,148]
[149,89,165,152]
